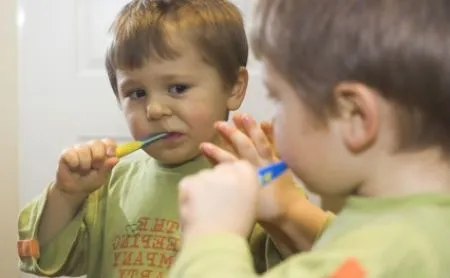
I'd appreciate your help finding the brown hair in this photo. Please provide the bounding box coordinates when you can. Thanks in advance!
[106,0,248,94]
[252,0,450,153]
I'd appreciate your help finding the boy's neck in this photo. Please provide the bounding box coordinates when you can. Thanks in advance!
[156,134,222,169]
[157,155,203,169]
[359,148,450,197]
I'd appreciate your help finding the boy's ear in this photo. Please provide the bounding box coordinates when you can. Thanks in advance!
[333,82,379,153]
[227,67,248,111]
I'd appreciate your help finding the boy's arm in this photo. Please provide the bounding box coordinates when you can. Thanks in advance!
[18,183,96,277]
[170,234,338,278]
[259,199,335,258]
[38,184,86,247]
[252,179,334,260]
[249,199,335,273]
[170,225,429,278]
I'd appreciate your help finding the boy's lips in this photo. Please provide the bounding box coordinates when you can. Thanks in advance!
[140,131,185,145]
[166,132,184,137]
[163,132,185,141]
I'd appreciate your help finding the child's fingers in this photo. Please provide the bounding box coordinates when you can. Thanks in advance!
[101,138,117,157]
[214,122,262,166]
[232,113,247,135]
[59,148,81,170]
[230,115,246,156]
[260,120,281,158]
[101,157,119,173]
[260,121,274,145]
[215,121,238,152]
[74,145,93,173]
[200,142,238,165]
[204,155,219,166]
[215,129,238,156]
[87,140,107,165]
[240,114,275,160]
[87,139,112,169]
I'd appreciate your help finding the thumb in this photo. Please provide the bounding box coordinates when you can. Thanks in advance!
[99,157,119,175]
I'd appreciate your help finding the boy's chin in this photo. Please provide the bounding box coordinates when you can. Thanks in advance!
[146,150,203,168]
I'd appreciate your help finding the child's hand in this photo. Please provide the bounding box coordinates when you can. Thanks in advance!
[179,161,259,243]
[202,113,277,166]
[54,139,118,200]
[200,113,304,223]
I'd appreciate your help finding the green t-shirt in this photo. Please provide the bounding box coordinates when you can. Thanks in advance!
[170,194,450,278]
[18,156,284,277]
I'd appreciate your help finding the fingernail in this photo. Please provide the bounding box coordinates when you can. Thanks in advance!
[242,115,254,126]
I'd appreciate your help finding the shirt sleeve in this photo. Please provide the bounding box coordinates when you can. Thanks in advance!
[18,184,101,277]
[315,211,335,241]
[169,222,435,278]
[249,225,283,274]
[249,189,335,274]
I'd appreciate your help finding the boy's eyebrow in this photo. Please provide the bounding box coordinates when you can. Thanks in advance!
[117,78,142,92]
[156,72,195,82]
[117,77,137,87]
[117,72,194,91]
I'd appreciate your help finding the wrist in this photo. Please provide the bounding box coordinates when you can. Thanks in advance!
[49,183,88,209]
[282,198,329,236]
[260,198,330,247]
[260,183,307,224]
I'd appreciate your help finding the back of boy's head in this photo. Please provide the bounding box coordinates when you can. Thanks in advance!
[106,0,248,94]
[252,0,450,153]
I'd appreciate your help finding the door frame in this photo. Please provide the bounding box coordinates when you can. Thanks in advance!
[0,0,20,275]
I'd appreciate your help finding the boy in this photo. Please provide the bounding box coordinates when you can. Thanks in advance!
[170,0,450,277]
[17,0,330,277]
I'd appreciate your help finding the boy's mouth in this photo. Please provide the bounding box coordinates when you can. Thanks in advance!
[164,132,184,140]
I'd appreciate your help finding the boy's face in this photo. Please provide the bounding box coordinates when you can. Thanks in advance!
[115,46,246,165]
[262,61,362,196]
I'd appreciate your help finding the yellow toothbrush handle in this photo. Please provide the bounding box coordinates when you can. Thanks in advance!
[115,141,143,158]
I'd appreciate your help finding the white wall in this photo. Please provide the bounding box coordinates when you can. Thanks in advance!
[0,0,20,276]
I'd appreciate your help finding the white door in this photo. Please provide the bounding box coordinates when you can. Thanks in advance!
[19,1,272,277]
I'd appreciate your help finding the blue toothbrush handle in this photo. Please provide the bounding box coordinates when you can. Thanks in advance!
[258,161,288,186]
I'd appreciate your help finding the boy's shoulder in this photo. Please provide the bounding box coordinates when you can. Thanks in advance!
[313,199,450,277]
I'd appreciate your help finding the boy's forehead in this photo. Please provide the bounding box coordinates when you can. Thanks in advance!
[111,24,204,69]
[115,45,214,81]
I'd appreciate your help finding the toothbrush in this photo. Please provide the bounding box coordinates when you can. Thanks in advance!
[115,132,169,158]
[258,161,288,186]
[117,134,288,184]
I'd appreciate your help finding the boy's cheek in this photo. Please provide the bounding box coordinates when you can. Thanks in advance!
[273,113,302,176]
[124,112,153,139]
[184,107,226,134]
[273,115,288,158]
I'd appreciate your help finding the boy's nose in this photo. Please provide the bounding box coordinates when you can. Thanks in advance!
[146,100,172,120]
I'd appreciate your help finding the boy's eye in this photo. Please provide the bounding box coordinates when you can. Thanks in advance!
[129,89,146,100]
[168,84,190,95]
